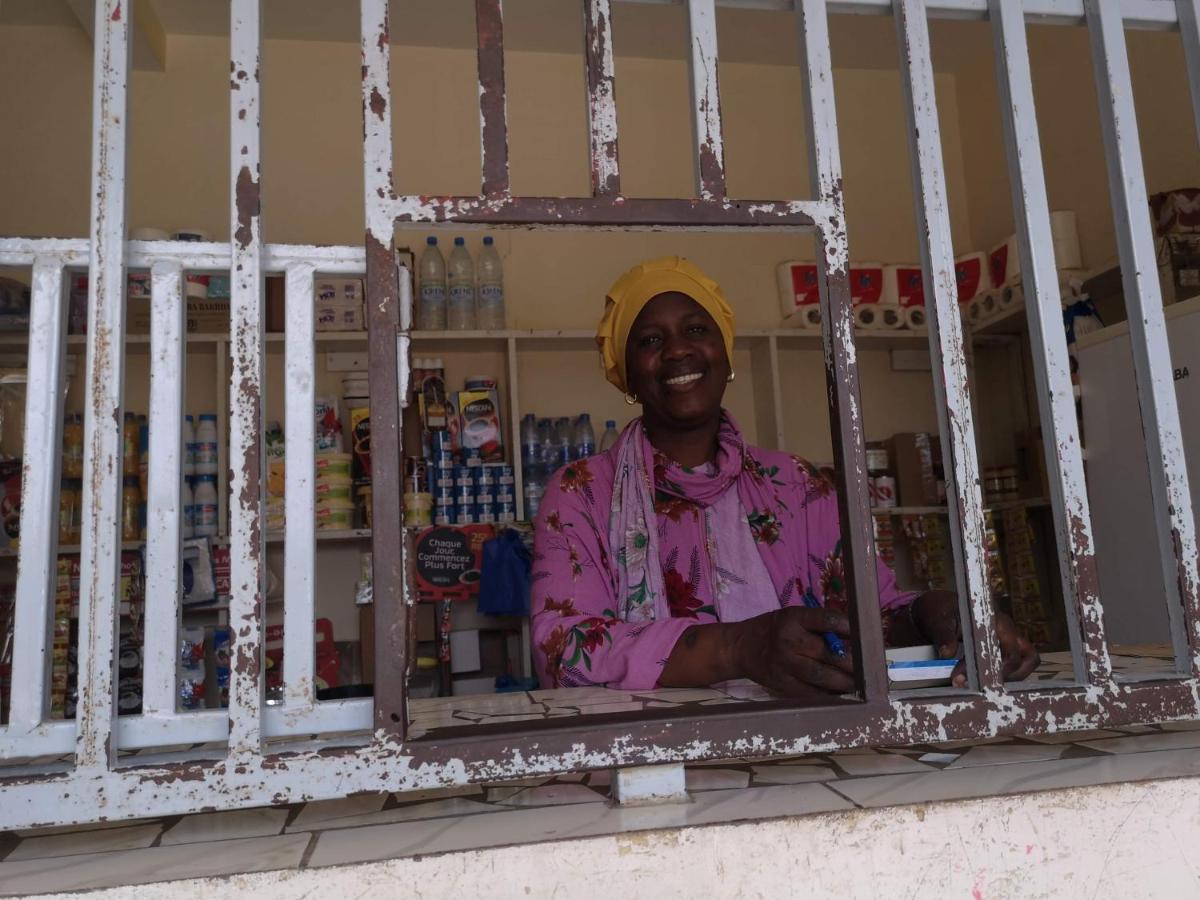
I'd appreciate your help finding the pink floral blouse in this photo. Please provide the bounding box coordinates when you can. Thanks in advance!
[531,432,918,690]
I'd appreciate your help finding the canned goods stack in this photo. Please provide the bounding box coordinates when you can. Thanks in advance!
[419,431,515,527]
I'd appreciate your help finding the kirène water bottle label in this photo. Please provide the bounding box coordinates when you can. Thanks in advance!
[449,284,474,303]
[479,282,503,302]
[421,284,445,302]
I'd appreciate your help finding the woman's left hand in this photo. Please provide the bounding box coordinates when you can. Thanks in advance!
[913,591,1040,687]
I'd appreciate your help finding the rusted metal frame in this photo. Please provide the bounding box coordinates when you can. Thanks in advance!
[1177,1,1200,162]
[796,0,888,704]
[228,0,267,756]
[475,0,511,198]
[4,677,1200,831]
[362,0,410,737]
[4,259,68,738]
[686,0,729,199]
[893,0,1003,691]
[584,0,623,196]
[74,0,131,773]
[988,0,1111,688]
[282,264,318,709]
[1085,0,1200,676]
[141,262,187,716]
[389,196,820,227]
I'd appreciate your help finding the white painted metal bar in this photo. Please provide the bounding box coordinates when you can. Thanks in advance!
[362,0,395,250]
[141,261,187,716]
[686,0,728,199]
[989,0,1111,687]
[0,239,365,273]
[74,0,131,772]
[1085,0,1200,673]
[227,0,266,755]
[283,263,317,708]
[893,0,1003,690]
[5,260,67,735]
[584,0,622,196]
[0,698,376,759]
[797,0,890,702]
[1177,0,1200,145]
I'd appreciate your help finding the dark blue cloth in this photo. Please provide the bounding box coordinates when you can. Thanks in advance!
[478,529,531,617]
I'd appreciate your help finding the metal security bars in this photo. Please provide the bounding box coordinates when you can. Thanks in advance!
[0,0,1198,831]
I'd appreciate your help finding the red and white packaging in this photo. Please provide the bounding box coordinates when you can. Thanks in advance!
[849,264,884,306]
[869,475,898,509]
[954,252,986,304]
[777,261,820,320]
[883,265,925,308]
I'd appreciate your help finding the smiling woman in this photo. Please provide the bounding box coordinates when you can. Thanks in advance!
[530,257,1040,697]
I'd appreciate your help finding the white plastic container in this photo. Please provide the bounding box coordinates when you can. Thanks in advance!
[194,414,218,476]
[418,236,447,330]
[193,474,219,537]
[181,478,195,539]
[447,236,476,330]
[476,235,506,330]
[182,415,196,477]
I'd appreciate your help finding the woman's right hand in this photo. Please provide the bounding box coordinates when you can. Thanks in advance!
[729,607,856,697]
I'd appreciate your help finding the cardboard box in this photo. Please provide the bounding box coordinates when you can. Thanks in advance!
[891,432,939,507]
[127,297,229,334]
[316,297,364,331]
[457,388,504,462]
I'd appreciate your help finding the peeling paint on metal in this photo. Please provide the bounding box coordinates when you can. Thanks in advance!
[585,0,621,196]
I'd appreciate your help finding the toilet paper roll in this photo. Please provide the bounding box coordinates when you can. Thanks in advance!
[1050,210,1083,270]
[879,304,904,329]
[854,304,884,330]
[970,290,999,324]
[999,284,1023,310]
[904,305,927,330]
[797,305,822,329]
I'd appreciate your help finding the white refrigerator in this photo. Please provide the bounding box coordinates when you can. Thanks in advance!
[1076,295,1200,646]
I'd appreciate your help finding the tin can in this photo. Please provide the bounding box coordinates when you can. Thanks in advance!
[431,431,453,454]
[454,466,475,488]
[496,499,516,520]
[455,510,477,526]
[431,466,455,490]
[477,511,496,525]
[476,468,497,487]
[462,447,483,467]
[495,488,515,505]
[434,509,453,526]
[496,464,515,486]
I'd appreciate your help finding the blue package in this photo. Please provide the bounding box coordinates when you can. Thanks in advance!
[477,528,531,617]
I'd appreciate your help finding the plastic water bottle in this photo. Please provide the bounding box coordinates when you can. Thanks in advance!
[520,413,540,472]
[447,237,476,330]
[194,414,219,476]
[600,419,620,452]
[193,474,219,538]
[418,236,447,330]
[574,414,596,459]
[476,236,506,330]
[537,417,554,476]
[554,416,572,464]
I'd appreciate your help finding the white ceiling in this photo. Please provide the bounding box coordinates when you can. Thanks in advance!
[0,0,990,71]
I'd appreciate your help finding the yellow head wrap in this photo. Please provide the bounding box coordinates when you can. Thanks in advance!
[596,256,736,394]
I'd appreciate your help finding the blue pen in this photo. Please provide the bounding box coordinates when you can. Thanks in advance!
[802,589,847,658]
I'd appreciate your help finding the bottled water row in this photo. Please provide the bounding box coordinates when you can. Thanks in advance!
[520,414,620,518]
[418,235,506,331]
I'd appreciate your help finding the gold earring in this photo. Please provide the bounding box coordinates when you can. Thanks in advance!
[625,392,638,405]
[727,371,736,383]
